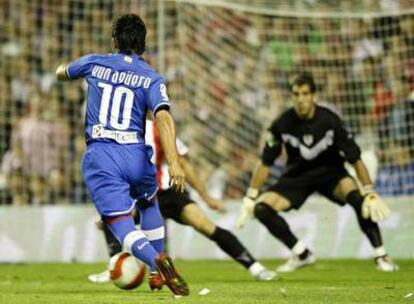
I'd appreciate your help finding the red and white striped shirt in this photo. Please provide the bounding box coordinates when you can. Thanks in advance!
[145,120,188,190]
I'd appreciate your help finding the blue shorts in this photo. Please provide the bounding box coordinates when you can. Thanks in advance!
[82,142,158,217]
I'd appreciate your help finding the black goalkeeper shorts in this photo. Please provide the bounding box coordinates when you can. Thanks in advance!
[157,188,194,224]
[266,169,353,210]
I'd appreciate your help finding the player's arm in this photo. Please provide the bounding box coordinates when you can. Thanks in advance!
[247,128,282,199]
[352,159,372,187]
[248,161,271,193]
[56,54,95,81]
[237,128,282,228]
[55,64,71,81]
[154,110,185,193]
[332,113,369,187]
[179,157,226,213]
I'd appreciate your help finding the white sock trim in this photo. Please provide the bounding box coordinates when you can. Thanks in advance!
[248,262,265,276]
[142,226,165,241]
[292,241,306,256]
[123,230,146,253]
[374,246,386,257]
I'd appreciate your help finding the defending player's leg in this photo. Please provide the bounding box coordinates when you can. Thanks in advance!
[180,203,276,280]
[87,221,121,283]
[103,221,123,257]
[253,191,315,273]
[88,269,111,284]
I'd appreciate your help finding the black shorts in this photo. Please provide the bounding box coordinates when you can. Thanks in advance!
[266,169,352,210]
[157,188,194,224]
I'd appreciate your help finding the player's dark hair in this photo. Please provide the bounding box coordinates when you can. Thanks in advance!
[291,72,316,93]
[112,14,146,55]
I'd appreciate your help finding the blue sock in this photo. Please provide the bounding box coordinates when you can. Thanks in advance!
[138,198,165,253]
[107,215,158,269]
[137,198,165,272]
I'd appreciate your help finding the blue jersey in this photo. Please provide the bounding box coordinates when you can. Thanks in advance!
[67,53,167,216]
[67,53,170,145]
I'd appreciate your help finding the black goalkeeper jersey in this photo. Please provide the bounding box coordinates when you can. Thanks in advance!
[262,105,361,184]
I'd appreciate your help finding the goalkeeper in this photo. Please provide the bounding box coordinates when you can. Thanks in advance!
[237,72,398,273]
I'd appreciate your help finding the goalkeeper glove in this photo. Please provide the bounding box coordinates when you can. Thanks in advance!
[236,188,259,229]
[361,184,390,222]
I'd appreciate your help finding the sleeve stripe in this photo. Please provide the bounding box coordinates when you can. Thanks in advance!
[65,65,71,79]
[153,102,171,113]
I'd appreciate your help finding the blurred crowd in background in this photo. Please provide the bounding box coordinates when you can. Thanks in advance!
[0,0,413,205]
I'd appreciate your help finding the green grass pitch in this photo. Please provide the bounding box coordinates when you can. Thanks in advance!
[0,259,413,304]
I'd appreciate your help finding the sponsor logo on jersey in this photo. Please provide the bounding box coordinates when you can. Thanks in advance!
[92,124,139,144]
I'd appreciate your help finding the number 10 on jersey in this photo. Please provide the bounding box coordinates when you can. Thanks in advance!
[98,82,134,130]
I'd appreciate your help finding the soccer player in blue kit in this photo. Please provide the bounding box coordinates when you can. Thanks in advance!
[56,14,189,296]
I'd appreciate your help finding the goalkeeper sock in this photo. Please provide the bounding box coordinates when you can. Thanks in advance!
[248,262,266,277]
[209,226,256,269]
[291,241,312,260]
[346,190,383,248]
[254,202,298,249]
[292,241,309,258]
[374,246,387,258]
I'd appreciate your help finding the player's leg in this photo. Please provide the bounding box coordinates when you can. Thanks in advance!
[127,154,188,295]
[137,150,188,295]
[179,203,276,280]
[106,213,190,295]
[104,209,188,295]
[83,150,159,269]
[88,210,146,284]
[84,173,158,267]
[254,186,315,272]
[103,214,160,268]
[135,196,167,290]
[136,197,165,255]
[329,176,398,271]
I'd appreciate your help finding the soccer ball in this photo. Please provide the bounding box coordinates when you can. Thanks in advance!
[108,252,146,290]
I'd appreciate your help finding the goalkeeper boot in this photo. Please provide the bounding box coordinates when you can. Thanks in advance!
[149,271,165,291]
[375,255,399,272]
[87,269,110,283]
[276,250,316,273]
[248,262,277,281]
[254,269,278,281]
[156,253,189,296]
